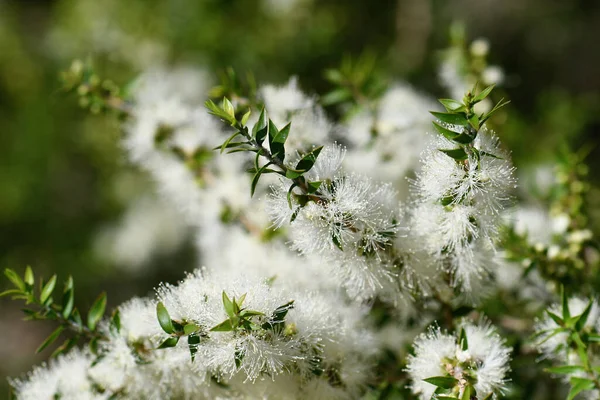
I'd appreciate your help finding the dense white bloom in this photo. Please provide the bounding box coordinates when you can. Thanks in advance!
[47,0,167,68]
[414,129,515,215]
[306,143,346,182]
[155,269,377,390]
[407,321,511,400]
[343,84,436,193]
[259,77,333,154]
[409,127,515,290]
[10,350,101,400]
[507,206,553,246]
[94,194,189,271]
[267,168,404,300]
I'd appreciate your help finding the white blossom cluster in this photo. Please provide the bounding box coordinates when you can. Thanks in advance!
[410,129,516,291]
[10,67,520,399]
[406,321,511,400]
[12,270,376,399]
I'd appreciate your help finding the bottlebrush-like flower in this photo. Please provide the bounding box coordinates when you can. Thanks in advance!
[406,321,511,400]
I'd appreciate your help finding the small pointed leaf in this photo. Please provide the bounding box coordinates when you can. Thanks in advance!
[157,336,179,349]
[439,148,468,161]
[36,326,64,354]
[40,275,57,304]
[423,376,458,389]
[157,302,174,334]
[87,292,107,331]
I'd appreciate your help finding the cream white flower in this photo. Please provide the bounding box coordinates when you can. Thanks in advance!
[407,321,511,400]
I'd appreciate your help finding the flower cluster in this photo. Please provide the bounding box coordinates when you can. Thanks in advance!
[7,60,526,400]
[406,322,511,400]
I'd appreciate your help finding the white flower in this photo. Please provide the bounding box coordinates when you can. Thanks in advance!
[407,321,511,400]
[306,143,346,182]
[551,213,571,234]
[414,128,515,216]
[482,66,504,86]
[470,38,490,57]
[156,268,377,386]
[94,194,189,272]
[10,350,101,400]
[260,77,315,119]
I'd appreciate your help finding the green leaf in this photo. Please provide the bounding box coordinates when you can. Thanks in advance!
[458,327,468,351]
[468,113,480,130]
[62,276,75,319]
[50,337,78,359]
[571,332,589,367]
[250,162,274,197]
[567,377,595,400]
[239,309,264,317]
[222,97,235,118]
[268,121,290,161]
[430,111,469,126]
[574,300,594,331]
[40,275,57,304]
[438,99,466,112]
[157,336,179,349]
[219,131,242,154]
[211,319,234,332]
[431,121,459,141]
[546,310,564,326]
[285,168,304,180]
[423,376,458,389]
[24,266,34,287]
[320,88,352,106]
[0,289,22,298]
[453,133,475,144]
[439,148,468,161]
[72,308,83,327]
[4,268,25,291]
[587,334,600,342]
[188,334,200,361]
[290,206,302,223]
[110,309,121,334]
[222,291,235,318]
[271,301,294,323]
[216,141,250,151]
[295,146,323,173]
[252,108,268,146]
[184,323,200,335]
[323,69,344,84]
[332,233,344,251]
[473,84,495,103]
[480,98,510,124]
[480,151,502,159]
[460,385,473,400]
[241,109,251,126]
[36,326,64,353]
[205,99,235,125]
[156,302,175,334]
[287,182,299,209]
[87,292,107,331]
[307,180,322,194]
[262,300,294,333]
[545,365,586,375]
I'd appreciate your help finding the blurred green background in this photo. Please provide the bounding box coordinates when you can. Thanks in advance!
[1,0,599,397]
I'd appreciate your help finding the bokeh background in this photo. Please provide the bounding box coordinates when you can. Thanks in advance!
[1,0,599,396]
